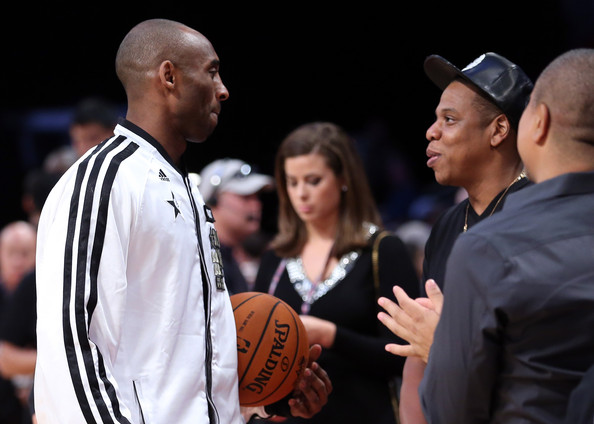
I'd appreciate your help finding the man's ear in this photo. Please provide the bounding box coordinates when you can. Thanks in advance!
[490,114,511,148]
[158,60,175,89]
[533,103,550,146]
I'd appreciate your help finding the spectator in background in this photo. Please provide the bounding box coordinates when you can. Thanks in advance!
[0,222,36,296]
[0,221,36,424]
[196,158,274,294]
[43,97,118,174]
[2,163,62,424]
[0,268,36,424]
[255,121,419,424]
[20,169,63,227]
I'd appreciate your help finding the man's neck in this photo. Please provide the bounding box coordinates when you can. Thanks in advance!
[125,112,186,166]
[466,165,525,215]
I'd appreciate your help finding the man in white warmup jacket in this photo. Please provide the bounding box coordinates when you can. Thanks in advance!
[34,18,331,424]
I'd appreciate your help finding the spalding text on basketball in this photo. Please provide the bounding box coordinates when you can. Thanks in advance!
[245,319,290,394]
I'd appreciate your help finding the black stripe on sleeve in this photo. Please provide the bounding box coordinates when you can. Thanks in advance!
[63,150,97,424]
[87,142,138,423]
[63,136,136,424]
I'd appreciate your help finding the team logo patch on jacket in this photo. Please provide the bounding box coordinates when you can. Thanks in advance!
[166,191,183,219]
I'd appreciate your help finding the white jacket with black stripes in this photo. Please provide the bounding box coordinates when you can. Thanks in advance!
[35,120,242,423]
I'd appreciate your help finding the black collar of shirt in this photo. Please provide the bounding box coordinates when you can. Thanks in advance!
[504,171,594,213]
[118,118,188,177]
[466,177,532,226]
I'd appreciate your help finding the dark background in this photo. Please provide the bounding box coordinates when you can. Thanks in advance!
[2,1,593,232]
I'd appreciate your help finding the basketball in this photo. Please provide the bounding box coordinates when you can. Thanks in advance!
[231,292,309,406]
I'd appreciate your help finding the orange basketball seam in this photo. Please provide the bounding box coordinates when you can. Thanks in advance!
[242,303,306,406]
[232,293,263,311]
[232,292,309,407]
[237,301,281,385]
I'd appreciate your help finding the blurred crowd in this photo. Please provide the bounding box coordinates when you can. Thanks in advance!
[0,97,121,423]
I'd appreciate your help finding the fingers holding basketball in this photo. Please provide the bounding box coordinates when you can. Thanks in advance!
[288,344,332,418]
[306,343,322,364]
[309,360,332,399]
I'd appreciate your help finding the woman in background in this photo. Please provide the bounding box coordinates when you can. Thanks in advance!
[255,122,420,424]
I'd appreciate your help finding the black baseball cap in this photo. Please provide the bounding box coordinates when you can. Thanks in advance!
[424,52,533,128]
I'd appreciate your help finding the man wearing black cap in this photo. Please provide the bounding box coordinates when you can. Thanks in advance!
[378,52,533,423]
[421,52,533,291]
[421,48,594,423]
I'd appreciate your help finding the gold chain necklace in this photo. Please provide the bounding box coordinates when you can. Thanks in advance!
[463,171,526,232]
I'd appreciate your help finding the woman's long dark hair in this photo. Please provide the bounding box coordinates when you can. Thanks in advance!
[271,122,382,258]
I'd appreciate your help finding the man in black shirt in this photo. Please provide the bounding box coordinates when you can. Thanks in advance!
[378,52,533,422]
[422,48,594,423]
[421,52,533,290]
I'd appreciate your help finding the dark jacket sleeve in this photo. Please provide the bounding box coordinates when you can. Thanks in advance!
[564,363,594,424]
[420,233,502,424]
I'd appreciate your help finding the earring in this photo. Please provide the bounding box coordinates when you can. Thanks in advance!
[342,185,348,192]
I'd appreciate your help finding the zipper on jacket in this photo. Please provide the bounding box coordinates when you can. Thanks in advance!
[184,176,220,424]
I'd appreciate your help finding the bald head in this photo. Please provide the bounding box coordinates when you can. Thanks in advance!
[115,19,211,95]
[114,18,228,160]
[532,49,594,147]
[0,220,36,291]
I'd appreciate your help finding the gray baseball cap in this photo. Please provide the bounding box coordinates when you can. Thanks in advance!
[198,158,274,204]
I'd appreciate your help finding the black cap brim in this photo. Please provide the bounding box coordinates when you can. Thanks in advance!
[423,53,534,128]
[424,55,467,92]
